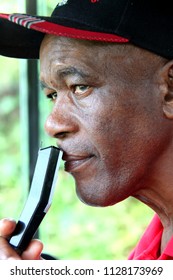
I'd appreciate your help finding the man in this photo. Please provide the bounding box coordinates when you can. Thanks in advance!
[0,0,173,260]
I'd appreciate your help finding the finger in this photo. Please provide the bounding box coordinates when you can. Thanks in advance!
[0,218,16,238]
[21,239,44,260]
[0,218,22,260]
[0,237,21,260]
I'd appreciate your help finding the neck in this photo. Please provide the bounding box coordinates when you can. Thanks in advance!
[133,145,173,253]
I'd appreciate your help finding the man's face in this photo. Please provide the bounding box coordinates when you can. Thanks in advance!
[40,35,169,207]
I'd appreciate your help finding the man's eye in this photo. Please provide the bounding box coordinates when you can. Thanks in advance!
[73,85,90,95]
[47,92,57,101]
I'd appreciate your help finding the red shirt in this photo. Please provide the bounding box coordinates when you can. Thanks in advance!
[128,214,173,260]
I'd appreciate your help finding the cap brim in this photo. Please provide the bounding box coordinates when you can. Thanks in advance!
[0,13,129,59]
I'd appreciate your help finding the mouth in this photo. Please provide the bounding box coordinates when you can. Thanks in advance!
[62,153,95,173]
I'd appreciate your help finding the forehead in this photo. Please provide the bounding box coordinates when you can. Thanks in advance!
[39,35,130,72]
[39,35,162,86]
[40,35,136,68]
[39,36,141,90]
[39,37,107,86]
[40,34,116,57]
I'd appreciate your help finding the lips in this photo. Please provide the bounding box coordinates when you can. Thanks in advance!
[62,153,95,173]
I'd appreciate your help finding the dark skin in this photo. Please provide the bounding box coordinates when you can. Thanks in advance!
[1,35,173,259]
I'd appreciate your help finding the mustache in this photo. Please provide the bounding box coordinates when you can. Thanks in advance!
[57,140,96,156]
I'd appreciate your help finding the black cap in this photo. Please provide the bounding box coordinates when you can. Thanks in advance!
[0,0,173,59]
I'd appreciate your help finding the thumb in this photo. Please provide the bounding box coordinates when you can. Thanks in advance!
[21,239,44,260]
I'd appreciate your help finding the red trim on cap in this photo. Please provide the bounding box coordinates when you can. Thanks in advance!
[0,13,9,19]
[31,20,129,42]
[0,13,129,43]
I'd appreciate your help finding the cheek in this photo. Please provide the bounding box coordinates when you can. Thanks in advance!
[81,92,161,179]
[82,97,131,158]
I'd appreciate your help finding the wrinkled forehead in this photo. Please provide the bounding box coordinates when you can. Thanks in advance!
[39,35,123,77]
[39,34,133,60]
[39,34,165,85]
[39,35,113,84]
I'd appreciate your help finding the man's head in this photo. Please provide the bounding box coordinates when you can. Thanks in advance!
[1,1,173,207]
[40,35,173,207]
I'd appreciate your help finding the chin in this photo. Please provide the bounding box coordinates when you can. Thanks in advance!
[75,184,122,208]
[73,170,133,207]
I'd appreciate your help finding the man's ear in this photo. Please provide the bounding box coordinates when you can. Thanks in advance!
[162,61,173,119]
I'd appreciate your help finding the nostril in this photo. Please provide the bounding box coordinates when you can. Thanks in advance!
[55,131,69,139]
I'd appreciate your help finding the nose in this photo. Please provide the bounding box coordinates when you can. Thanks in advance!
[44,95,79,141]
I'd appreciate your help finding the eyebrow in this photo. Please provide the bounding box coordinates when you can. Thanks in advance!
[40,80,51,90]
[57,66,89,79]
[40,66,89,90]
